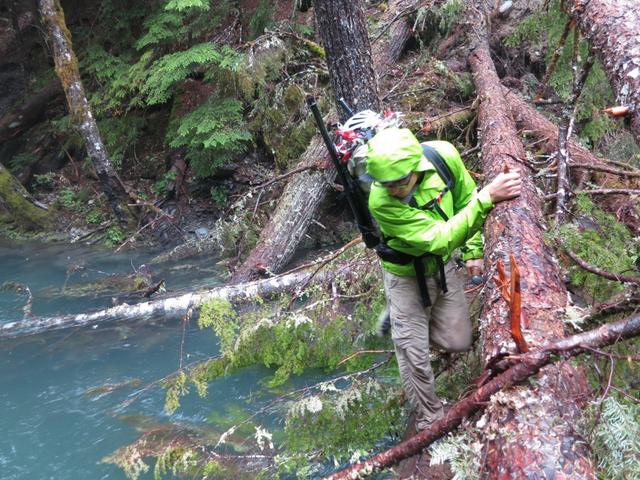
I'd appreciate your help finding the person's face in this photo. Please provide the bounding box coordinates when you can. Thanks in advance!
[381,172,418,198]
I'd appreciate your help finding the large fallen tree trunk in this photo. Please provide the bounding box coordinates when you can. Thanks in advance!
[470,42,595,478]
[231,0,418,283]
[572,0,640,144]
[325,313,640,479]
[502,85,640,233]
[0,256,363,339]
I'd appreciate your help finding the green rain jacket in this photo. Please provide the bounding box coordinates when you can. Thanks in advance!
[368,139,493,277]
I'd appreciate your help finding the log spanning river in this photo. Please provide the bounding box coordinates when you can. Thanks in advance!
[0,239,321,479]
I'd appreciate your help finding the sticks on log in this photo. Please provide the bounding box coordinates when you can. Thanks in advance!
[325,313,640,479]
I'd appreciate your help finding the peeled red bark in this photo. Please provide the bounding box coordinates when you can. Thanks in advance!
[38,0,134,224]
[572,0,640,144]
[502,85,640,233]
[232,0,413,283]
[326,313,640,479]
[470,43,595,478]
[0,78,62,143]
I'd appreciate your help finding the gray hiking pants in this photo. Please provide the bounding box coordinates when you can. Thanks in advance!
[383,261,472,431]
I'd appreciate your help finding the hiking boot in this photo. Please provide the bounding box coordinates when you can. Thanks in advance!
[376,307,391,337]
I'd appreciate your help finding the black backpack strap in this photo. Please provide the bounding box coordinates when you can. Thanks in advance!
[422,144,454,190]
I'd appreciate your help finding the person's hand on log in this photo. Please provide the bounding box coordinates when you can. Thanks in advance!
[482,169,522,204]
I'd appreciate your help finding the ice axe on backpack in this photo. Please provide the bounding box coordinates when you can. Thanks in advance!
[306,96,380,249]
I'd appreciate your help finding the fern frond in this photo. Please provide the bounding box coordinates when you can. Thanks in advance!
[135,12,186,50]
[164,0,209,11]
[142,43,225,105]
[167,97,251,177]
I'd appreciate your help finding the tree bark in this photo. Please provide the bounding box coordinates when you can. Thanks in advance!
[502,85,640,234]
[470,42,595,478]
[325,313,640,479]
[38,0,135,224]
[572,0,640,144]
[314,0,381,117]
[233,0,415,283]
[0,258,361,339]
[0,162,50,230]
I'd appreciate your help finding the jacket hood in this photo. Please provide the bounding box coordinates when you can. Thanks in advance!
[365,128,430,182]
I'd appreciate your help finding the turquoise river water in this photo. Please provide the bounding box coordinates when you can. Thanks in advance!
[0,240,318,479]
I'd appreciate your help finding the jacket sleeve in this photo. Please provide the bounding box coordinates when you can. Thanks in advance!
[443,143,486,261]
[371,189,493,258]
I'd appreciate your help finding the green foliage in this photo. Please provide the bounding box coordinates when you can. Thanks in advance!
[8,153,38,174]
[590,397,640,479]
[153,446,198,480]
[152,171,178,196]
[142,43,239,105]
[164,0,209,12]
[167,97,251,178]
[198,298,239,352]
[429,432,482,480]
[413,0,463,47]
[249,0,273,40]
[97,115,147,170]
[86,209,103,225]
[557,195,637,301]
[163,370,190,415]
[280,378,404,472]
[106,225,125,246]
[503,0,616,145]
[209,185,228,206]
[32,173,57,190]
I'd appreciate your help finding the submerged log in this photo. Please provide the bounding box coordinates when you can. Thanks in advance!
[231,0,416,283]
[0,257,362,339]
[38,0,135,224]
[572,0,640,144]
[470,43,595,478]
[326,313,640,479]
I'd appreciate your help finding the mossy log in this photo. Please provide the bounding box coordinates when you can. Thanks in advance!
[232,0,418,283]
[572,0,640,145]
[470,42,595,478]
[38,0,135,225]
[0,162,49,230]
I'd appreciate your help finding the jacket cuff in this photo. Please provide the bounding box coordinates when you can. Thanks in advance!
[462,250,483,261]
[477,188,493,211]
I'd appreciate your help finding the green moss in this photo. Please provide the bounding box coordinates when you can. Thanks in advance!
[0,165,50,231]
[557,195,637,301]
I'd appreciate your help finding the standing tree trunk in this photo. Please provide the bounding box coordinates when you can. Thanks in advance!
[38,0,135,224]
[572,0,640,144]
[470,42,595,478]
[233,0,414,283]
[314,0,381,118]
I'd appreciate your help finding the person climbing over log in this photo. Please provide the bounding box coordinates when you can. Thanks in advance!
[364,127,521,431]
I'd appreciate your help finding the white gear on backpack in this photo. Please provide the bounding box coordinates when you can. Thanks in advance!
[335,109,403,192]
